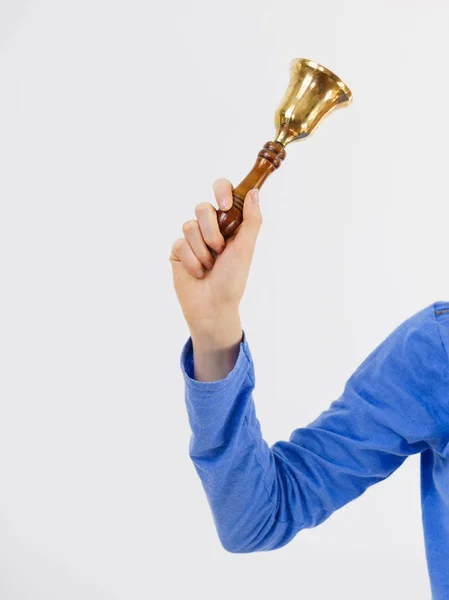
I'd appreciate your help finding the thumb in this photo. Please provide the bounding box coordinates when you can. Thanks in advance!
[234,188,263,253]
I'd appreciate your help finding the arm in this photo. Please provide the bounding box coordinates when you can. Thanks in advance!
[181,303,449,553]
[169,179,449,554]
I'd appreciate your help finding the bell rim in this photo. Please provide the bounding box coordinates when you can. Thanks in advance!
[292,58,353,102]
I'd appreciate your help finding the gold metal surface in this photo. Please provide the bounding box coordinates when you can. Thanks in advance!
[274,58,352,146]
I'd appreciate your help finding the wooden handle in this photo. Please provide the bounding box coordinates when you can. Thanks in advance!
[217,141,286,238]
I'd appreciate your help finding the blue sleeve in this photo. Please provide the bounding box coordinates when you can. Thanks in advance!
[180,303,449,553]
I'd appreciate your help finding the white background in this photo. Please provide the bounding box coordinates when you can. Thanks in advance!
[1,1,448,598]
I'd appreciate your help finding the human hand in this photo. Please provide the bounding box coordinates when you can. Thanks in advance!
[169,179,262,376]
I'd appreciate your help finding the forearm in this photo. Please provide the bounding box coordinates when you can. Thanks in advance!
[189,390,297,553]
[189,312,243,382]
[181,333,297,552]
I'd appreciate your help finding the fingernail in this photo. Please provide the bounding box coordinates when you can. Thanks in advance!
[218,196,228,211]
[251,189,259,205]
[197,268,205,278]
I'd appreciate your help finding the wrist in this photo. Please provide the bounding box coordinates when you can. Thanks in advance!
[189,311,242,349]
[189,314,243,382]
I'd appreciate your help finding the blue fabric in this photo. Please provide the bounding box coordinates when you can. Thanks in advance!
[180,301,449,599]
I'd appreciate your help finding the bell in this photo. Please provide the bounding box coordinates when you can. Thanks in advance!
[217,58,352,238]
[274,59,352,144]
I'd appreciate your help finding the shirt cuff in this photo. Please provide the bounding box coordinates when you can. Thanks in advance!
[180,330,254,397]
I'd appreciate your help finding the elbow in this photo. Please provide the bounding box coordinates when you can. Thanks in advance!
[218,513,307,554]
[218,521,301,555]
[221,540,255,554]
[218,532,256,554]
[220,534,293,554]
[217,525,267,554]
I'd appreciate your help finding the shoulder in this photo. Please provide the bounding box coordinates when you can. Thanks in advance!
[432,300,449,364]
[402,301,449,374]
[352,301,449,383]
[346,301,449,440]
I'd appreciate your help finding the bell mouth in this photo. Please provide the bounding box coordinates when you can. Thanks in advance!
[273,58,353,146]
[292,58,353,103]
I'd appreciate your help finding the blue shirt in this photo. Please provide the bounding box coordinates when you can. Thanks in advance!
[180,300,449,599]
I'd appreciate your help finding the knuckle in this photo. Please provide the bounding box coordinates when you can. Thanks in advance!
[249,212,263,225]
[173,238,186,253]
[195,202,213,217]
[182,219,197,235]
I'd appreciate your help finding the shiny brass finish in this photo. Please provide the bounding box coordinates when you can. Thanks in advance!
[216,58,352,238]
[274,58,352,146]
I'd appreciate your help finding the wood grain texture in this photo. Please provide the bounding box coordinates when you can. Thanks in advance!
[217,141,286,238]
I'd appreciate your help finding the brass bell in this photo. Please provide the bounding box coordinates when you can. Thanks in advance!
[217,58,352,238]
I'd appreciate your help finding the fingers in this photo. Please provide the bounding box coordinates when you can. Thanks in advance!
[213,178,233,211]
[194,202,225,254]
[170,181,234,279]
[182,220,214,271]
[170,238,205,279]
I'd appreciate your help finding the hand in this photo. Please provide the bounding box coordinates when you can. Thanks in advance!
[169,179,262,380]
[170,178,262,331]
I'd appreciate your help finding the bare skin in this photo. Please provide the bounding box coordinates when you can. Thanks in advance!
[169,179,262,382]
